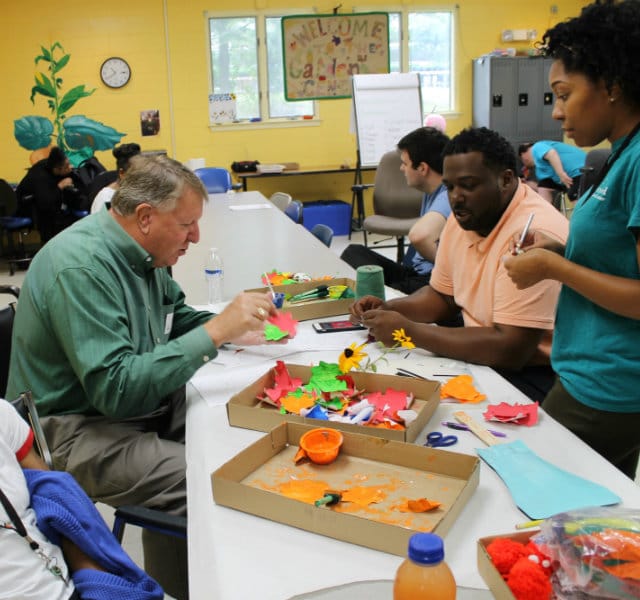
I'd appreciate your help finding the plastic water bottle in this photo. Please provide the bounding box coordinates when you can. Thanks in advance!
[393,533,457,599]
[204,247,224,305]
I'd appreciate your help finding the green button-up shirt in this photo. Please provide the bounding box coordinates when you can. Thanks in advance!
[7,209,216,419]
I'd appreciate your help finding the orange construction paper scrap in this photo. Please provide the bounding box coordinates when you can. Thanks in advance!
[392,498,442,513]
[364,421,405,431]
[281,392,316,415]
[276,479,329,504]
[440,375,486,403]
[341,485,386,508]
[407,498,442,512]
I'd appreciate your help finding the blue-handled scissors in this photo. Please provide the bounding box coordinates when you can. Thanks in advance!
[424,431,458,448]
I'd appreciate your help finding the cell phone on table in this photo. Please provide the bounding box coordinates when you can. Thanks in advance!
[313,320,367,333]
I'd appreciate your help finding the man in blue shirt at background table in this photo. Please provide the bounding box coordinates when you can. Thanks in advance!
[341,126,451,294]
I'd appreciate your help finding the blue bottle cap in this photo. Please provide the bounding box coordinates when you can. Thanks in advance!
[407,533,445,564]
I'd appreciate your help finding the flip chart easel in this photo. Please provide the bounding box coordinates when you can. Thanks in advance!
[352,72,424,169]
[349,73,423,232]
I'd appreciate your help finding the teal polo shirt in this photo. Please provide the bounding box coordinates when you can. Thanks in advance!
[552,133,640,412]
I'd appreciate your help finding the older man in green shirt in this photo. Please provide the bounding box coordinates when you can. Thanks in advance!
[7,155,276,599]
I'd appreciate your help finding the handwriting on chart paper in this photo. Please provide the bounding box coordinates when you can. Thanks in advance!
[282,13,389,100]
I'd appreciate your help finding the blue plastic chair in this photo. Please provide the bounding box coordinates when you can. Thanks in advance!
[310,223,333,247]
[193,167,233,194]
[284,200,304,224]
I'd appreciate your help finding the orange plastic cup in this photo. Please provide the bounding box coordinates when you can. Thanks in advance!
[299,428,344,465]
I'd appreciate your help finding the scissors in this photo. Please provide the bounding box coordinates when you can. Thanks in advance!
[424,431,458,448]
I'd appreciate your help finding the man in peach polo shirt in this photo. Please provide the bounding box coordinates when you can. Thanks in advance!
[349,127,569,402]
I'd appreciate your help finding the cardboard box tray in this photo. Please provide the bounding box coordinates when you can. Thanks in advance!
[477,531,538,600]
[212,422,480,556]
[227,363,441,443]
[246,277,355,321]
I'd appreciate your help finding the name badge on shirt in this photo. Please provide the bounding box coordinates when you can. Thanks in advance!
[164,312,174,334]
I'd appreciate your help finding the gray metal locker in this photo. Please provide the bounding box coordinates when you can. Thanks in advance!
[472,55,562,149]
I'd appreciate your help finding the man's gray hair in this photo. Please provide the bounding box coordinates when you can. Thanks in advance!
[111,155,207,216]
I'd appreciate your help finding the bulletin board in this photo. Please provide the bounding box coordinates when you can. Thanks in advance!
[282,12,389,101]
[352,73,423,168]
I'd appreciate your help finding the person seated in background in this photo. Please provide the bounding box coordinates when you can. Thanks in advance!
[7,154,277,599]
[16,146,91,244]
[0,398,162,599]
[91,143,142,214]
[518,140,586,203]
[349,127,569,403]
[341,127,451,294]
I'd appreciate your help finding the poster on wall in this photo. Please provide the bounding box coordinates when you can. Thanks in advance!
[209,93,237,124]
[282,12,389,101]
[140,110,160,136]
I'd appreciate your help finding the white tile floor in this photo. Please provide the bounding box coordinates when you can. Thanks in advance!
[1,229,638,595]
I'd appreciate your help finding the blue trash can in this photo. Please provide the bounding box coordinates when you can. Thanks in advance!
[302,200,351,235]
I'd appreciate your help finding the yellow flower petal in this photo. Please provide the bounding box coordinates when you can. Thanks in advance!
[338,342,368,373]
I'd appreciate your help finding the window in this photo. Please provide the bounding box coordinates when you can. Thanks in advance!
[207,9,454,125]
[208,14,315,122]
[386,10,454,115]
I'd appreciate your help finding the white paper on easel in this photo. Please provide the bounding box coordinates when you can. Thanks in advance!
[209,93,237,124]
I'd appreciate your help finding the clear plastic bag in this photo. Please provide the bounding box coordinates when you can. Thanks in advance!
[532,507,640,599]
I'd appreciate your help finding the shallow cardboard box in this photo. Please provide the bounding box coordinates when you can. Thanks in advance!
[246,277,356,321]
[227,363,440,443]
[477,531,538,600]
[212,421,480,556]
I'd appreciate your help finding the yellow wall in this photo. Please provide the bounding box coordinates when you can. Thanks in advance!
[2,0,589,203]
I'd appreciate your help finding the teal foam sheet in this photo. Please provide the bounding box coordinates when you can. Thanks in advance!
[477,440,620,520]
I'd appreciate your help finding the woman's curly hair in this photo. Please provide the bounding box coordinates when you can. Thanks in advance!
[541,0,640,106]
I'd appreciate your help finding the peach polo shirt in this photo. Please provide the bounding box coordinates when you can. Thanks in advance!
[430,183,569,363]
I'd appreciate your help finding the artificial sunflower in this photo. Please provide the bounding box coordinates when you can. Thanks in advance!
[338,342,368,373]
[392,328,416,349]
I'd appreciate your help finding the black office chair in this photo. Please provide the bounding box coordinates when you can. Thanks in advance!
[1,285,186,542]
[577,148,611,198]
[0,180,34,275]
[86,170,118,204]
[352,150,423,263]
[0,285,20,397]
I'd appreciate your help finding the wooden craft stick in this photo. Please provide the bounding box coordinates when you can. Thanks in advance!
[453,411,501,446]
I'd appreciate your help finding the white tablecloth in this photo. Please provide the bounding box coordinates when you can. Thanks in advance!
[185,321,640,600]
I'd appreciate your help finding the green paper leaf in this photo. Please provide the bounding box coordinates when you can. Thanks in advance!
[264,323,288,341]
[62,115,125,151]
[308,362,348,393]
[13,116,53,150]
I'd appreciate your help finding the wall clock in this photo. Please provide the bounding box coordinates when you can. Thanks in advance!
[100,57,131,89]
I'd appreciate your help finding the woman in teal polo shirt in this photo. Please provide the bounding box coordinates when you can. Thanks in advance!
[504,0,640,479]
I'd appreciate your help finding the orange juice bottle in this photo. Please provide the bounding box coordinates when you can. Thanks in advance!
[393,533,457,599]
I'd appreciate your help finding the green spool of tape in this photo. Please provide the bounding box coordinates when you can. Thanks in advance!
[355,265,385,300]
